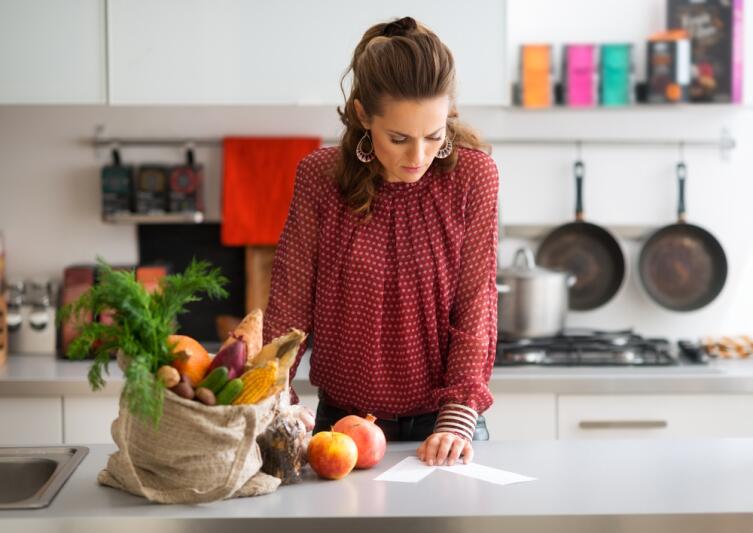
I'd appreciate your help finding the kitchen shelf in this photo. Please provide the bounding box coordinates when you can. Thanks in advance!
[103,211,204,225]
[502,224,653,241]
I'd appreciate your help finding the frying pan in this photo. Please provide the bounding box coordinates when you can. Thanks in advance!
[536,161,626,311]
[638,162,727,311]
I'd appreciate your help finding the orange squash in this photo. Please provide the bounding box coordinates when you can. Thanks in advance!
[168,334,212,386]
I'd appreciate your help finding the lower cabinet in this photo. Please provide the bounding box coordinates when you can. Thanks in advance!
[483,394,557,441]
[63,395,120,445]
[6,392,753,445]
[0,396,63,445]
[558,394,753,440]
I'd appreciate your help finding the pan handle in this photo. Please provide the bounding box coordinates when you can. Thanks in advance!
[677,162,687,223]
[574,160,585,222]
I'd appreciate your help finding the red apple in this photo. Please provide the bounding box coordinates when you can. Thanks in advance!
[307,431,358,480]
[333,414,386,469]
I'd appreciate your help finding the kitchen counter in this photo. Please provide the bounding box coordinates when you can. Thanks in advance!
[2,439,753,533]
[3,350,753,396]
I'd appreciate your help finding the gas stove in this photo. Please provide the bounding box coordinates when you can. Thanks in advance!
[494,328,687,367]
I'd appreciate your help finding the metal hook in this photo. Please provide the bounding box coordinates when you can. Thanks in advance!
[183,141,196,166]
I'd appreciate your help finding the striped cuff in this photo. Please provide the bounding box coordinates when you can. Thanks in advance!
[433,403,478,441]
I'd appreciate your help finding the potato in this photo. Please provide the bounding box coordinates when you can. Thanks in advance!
[157,365,180,388]
[195,387,217,406]
[170,373,195,400]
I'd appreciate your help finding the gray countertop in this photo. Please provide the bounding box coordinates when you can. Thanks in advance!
[3,350,753,396]
[2,439,753,532]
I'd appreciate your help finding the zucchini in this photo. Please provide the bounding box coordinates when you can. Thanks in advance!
[197,366,229,394]
[216,378,244,405]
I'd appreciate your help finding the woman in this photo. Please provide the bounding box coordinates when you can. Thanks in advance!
[262,16,498,467]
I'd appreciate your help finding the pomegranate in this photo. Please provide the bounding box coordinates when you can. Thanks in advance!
[333,414,386,469]
[307,431,358,480]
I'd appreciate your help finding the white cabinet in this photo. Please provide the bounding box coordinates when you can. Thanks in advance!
[558,394,753,440]
[107,0,507,105]
[0,396,62,445]
[0,0,107,104]
[63,395,120,445]
[484,393,556,441]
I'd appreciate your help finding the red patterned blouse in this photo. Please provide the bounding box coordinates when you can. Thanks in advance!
[262,145,499,441]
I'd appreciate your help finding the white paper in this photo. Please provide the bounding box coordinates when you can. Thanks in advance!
[438,461,537,486]
[374,456,436,483]
[374,456,537,486]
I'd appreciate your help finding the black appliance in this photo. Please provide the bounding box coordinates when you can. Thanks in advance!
[495,328,706,367]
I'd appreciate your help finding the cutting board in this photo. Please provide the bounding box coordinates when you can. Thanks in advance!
[245,246,276,314]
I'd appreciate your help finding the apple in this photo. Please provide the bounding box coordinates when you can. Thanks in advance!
[307,431,358,480]
[333,414,386,469]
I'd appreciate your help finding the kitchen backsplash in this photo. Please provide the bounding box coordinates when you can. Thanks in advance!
[0,104,751,339]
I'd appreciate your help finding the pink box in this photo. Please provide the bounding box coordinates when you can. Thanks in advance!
[565,45,596,107]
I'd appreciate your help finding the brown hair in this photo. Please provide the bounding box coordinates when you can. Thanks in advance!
[335,16,489,219]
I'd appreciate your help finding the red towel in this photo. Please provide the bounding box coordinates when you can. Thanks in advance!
[221,137,321,246]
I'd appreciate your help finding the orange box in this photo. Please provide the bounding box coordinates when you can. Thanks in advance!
[520,44,553,108]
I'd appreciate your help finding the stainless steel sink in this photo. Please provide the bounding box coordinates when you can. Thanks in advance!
[0,446,88,509]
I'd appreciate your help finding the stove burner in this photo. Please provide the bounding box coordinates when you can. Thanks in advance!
[495,328,678,366]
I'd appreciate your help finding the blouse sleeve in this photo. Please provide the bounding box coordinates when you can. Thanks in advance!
[433,153,499,440]
[262,157,320,405]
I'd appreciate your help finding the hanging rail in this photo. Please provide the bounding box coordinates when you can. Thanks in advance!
[88,129,735,154]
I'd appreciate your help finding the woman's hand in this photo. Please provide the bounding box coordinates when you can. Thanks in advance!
[417,432,473,466]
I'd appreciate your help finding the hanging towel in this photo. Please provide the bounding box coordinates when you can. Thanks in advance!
[221,137,321,246]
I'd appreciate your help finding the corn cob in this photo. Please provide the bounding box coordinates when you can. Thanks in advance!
[232,360,279,405]
[253,329,307,369]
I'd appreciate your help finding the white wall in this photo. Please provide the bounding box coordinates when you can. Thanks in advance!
[1,0,752,340]
[0,104,751,340]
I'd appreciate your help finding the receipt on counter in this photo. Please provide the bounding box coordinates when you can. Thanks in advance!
[374,456,537,486]
[373,456,436,483]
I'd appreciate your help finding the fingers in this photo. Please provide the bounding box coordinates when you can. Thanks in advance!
[422,434,440,465]
[462,440,474,464]
[446,438,465,466]
[420,432,468,466]
[416,440,426,462]
[433,434,455,466]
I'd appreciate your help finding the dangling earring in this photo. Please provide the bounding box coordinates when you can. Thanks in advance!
[356,130,375,163]
[435,134,453,159]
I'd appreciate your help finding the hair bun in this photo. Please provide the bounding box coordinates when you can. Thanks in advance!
[382,16,418,37]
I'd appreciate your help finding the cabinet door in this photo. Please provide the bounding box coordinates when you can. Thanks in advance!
[63,395,119,445]
[107,0,507,105]
[558,394,753,440]
[483,393,556,441]
[0,396,62,445]
[0,0,106,104]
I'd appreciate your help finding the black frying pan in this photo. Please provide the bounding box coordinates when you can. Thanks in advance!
[536,161,626,311]
[639,162,727,311]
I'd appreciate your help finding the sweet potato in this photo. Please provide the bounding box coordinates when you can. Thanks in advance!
[221,309,263,366]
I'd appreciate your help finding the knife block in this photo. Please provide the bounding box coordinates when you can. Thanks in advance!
[245,246,276,314]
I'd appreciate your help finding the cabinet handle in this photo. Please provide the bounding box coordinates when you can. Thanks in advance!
[579,420,668,430]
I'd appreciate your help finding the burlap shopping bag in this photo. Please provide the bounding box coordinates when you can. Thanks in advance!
[97,389,281,503]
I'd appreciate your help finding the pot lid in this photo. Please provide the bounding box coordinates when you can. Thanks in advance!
[498,247,569,279]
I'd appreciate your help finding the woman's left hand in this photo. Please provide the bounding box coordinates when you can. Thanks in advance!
[417,432,473,466]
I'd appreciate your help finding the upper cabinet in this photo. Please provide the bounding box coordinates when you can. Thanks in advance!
[106,0,508,106]
[0,0,107,104]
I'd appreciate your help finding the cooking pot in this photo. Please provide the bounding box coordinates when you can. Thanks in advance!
[497,247,576,339]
